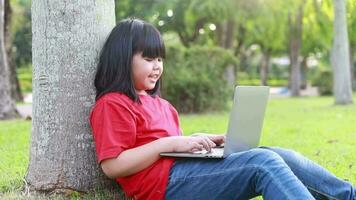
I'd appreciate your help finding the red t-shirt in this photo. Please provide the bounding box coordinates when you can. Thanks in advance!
[89,92,182,200]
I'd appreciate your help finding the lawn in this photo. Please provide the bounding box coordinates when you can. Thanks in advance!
[180,96,356,185]
[0,95,356,199]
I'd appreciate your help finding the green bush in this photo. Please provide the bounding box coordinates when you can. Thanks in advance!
[236,78,288,87]
[312,69,333,95]
[161,45,238,113]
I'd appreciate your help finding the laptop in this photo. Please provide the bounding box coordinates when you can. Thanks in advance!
[160,86,270,158]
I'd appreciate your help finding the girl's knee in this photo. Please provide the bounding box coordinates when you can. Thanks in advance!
[244,148,286,166]
[260,146,305,165]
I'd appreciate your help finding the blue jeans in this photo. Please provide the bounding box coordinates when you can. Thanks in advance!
[165,147,355,200]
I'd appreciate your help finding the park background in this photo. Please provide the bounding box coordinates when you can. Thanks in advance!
[0,0,356,199]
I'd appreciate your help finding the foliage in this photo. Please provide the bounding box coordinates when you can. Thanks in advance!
[312,69,333,95]
[237,79,288,87]
[11,0,356,96]
[245,0,288,54]
[161,45,238,113]
[301,0,333,57]
[155,0,229,47]
[115,0,158,22]
[10,0,32,69]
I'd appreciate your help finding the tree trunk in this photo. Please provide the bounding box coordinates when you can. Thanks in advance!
[5,0,23,102]
[350,45,355,90]
[331,0,353,104]
[221,20,236,87]
[216,23,225,47]
[260,50,270,86]
[288,4,304,97]
[0,0,17,120]
[224,20,235,49]
[26,0,119,194]
[300,56,308,89]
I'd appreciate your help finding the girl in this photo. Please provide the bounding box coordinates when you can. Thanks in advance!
[90,18,355,200]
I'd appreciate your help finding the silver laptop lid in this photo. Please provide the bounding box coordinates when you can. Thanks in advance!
[223,86,269,157]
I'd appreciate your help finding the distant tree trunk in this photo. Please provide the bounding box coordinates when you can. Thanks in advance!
[224,20,235,49]
[220,20,236,87]
[350,45,355,90]
[5,0,23,102]
[26,0,120,195]
[216,23,225,47]
[0,0,17,120]
[260,49,270,86]
[234,25,248,72]
[288,4,304,96]
[331,0,353,104]
[300,56,308,89]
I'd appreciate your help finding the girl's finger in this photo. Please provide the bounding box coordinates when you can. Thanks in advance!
[189,141,203,151]
[203,136,216,148]
[199,137,212,152]
[209,135,225,144]
[190,147,202,152]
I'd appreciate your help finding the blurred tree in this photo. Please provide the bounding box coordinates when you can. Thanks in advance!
[347,0,356,89]
[11,0,32,68]
[115,0,157,22]
[0,0,17,119]
[300,0,333,89]
[245,0,288,86]
[288,0,305,96]
[331,0,353,104]
[158,0,228,47]
[112,0,356,95]
[6,0,23,101]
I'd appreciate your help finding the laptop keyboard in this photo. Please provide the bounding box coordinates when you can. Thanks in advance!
[192,148,224,155]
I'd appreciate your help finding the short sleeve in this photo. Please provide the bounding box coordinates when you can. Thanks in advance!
[90,100,137,163]
[168,103,183,136]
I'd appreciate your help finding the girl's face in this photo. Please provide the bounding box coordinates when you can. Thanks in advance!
[132,52,163,95]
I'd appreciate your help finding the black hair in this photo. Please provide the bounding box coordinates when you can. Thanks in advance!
[94,18,166,102]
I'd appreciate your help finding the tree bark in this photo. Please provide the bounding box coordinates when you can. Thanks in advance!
[0,0,17,120]
[224,20,235,49]
[216,23,225,47]
[26,0,119,194]
[220,20,236,87]
[350,45,355,90]
[331,0,353,104]
[300,56,308,89]
[260,50,270,86]
[5,0,23,102]
[288,4,304,97]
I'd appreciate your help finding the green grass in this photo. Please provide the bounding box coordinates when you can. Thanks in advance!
[237,78,288,87]
[0,120,31,193]
[180,96,356,185]
[1,96,356,199]
[17,67,32,94]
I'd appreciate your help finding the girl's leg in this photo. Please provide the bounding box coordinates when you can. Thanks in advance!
[165,148,314,200]
[262,146,356,200]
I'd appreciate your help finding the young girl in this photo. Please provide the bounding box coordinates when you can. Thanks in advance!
[90,18,355,200]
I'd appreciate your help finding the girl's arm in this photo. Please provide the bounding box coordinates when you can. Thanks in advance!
[100,135,218,179]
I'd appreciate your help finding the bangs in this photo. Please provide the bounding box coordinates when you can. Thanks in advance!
[132,22,166,59]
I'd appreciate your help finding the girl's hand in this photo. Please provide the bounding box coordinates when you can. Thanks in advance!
[168,136,217,153]
[192,133,226,146]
